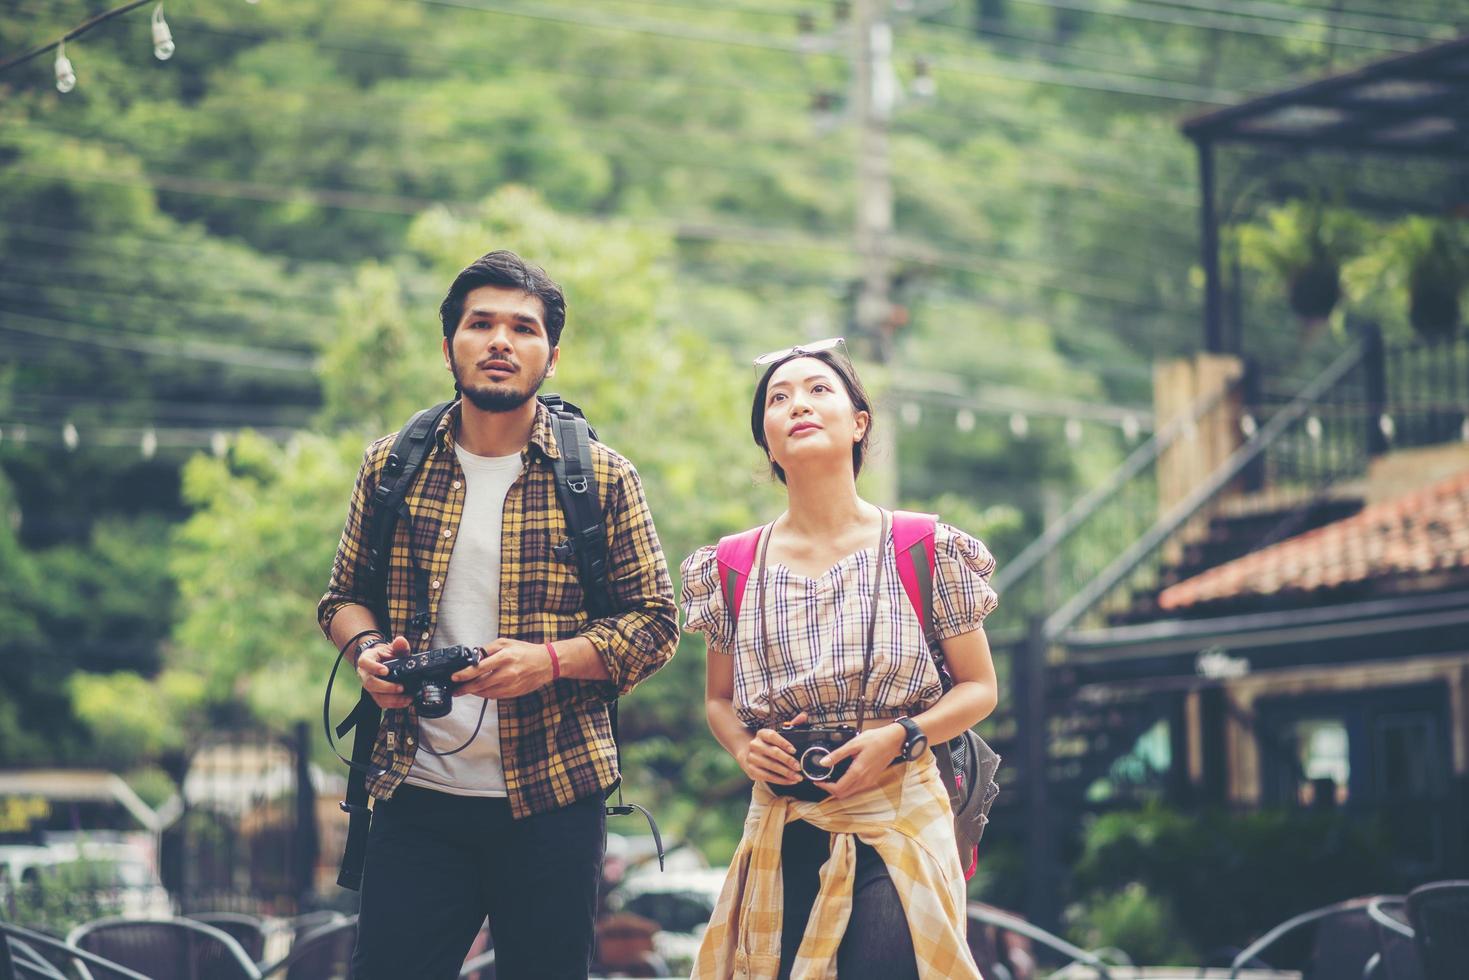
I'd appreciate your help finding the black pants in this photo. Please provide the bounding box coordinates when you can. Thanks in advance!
[352,785,606,980]
[778,818,920,980]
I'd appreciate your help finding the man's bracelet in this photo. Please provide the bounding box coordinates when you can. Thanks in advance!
[353,635,390,666]
[339,628,382,660]
[546,642,561,681]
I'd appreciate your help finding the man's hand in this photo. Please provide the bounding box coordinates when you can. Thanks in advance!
[735,711,807,785]
[451,638,555,699]
[816,723,906,800]
[357,635,413,710]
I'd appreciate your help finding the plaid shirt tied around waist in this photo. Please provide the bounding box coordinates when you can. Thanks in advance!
[693,755,982,980]
[318,399,678,818]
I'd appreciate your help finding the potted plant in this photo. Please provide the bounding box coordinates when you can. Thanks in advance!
[1401,218,1465,340]
[1239,200,1363,325]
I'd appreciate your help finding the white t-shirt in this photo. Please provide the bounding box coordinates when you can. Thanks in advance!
[404,444,523,796]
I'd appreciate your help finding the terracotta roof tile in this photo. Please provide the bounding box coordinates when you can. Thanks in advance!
[1158,467,1469,612]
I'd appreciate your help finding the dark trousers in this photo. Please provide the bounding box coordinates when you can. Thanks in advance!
[352,785,606,980]
[778,818,920,980]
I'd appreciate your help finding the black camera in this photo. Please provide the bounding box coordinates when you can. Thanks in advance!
[771,722,857,800]
[381,644,482,719]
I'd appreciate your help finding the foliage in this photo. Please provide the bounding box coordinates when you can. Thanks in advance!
[2,858,125,935]
[1066,881,1199,967]
[1071,803,1400,958]
[1237,200,1368,322]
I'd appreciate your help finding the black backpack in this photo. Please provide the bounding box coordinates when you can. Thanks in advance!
[332,394,661,890]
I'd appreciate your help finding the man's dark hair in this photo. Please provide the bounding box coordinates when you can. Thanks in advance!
[750,349,873,485]
[439,250,567,347]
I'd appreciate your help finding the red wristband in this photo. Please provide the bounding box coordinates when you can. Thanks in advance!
[546,642,561,681]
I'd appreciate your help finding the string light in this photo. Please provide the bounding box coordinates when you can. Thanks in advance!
[141,428,158,459]
[151,4,175,61]
[900,402,922,427]
[210,431,229,457]
[1064,418,1083,447]
[955,408,975,433]
[1239,413,1258,438]
[1379,414,1396,442]
[54,42,76,93]
[62,422,79,451]
[910,56,935,100]
[1009,413,1029,439]
[1305,415,1323,442]
[1121,413,1140,443]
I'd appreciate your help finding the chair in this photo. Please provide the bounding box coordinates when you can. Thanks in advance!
[68,916,263,980]
[1229,896,1378,979]
[281,908,343,949]
[965,903,1112,980]
[1366,897,1421,980]
[258,914,356,980]
[187,911,270,962]
[1,922,150,980]
[1405,880,1469,980]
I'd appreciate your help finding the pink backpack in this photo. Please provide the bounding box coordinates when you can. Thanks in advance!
[713,511,1000,878]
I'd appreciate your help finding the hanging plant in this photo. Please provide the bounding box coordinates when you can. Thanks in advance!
[1238,200,1364,325]
[1403,220,1465,340]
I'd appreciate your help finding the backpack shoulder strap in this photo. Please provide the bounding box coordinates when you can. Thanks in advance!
[714,526,764,623]
[366,400,455,610]
[542,395,612,619]
[891,510,938,642]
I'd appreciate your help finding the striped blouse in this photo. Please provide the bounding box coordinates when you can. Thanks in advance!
[680,522,999,729]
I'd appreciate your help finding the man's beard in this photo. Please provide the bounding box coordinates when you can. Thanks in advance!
[452,355,552,412]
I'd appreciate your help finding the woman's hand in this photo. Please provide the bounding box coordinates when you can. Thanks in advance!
[814,723,906,800]
[736,711,808,785]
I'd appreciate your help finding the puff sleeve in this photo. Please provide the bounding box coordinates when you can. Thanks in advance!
[931,522,1000,639]
[679,545,736,654]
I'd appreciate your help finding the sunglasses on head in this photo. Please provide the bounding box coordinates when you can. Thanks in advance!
[752,337,851,370]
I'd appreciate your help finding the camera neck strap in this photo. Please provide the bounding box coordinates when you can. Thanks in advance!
[754,507,890,730]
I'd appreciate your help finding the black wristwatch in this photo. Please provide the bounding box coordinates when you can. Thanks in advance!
[353,634,389,665]
[893,717,928,764]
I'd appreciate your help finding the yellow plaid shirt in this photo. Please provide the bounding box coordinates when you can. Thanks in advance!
[694,755,981,980]
[318,399,678,818]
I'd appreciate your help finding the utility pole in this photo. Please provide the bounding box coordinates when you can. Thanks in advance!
[852,0,899,506]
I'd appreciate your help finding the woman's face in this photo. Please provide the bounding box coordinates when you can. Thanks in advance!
[761,356,868,477]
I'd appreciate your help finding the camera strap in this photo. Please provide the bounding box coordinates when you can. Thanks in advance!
[753,509,890,729]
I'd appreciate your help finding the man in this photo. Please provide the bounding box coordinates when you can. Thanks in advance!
[318,250,678,979]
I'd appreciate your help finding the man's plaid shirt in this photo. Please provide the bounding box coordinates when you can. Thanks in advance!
[318,399,678,818]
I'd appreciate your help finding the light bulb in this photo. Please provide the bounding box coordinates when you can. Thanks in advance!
[911,58,936,100]
[152,5,175,60]
[55,43,76,93]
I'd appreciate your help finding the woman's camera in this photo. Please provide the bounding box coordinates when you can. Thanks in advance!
[381,644,482,718]
[771,721,857,799]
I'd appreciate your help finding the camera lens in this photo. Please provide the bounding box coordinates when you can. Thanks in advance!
[799,746,834,781]
[417,681,452,719]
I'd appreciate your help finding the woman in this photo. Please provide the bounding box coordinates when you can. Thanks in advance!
[680,339,1000,980]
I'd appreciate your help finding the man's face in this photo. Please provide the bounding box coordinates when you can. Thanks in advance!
[445,285,559,412]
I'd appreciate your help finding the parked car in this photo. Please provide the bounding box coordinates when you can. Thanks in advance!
[0,838,173,919]
[610,867,726,972]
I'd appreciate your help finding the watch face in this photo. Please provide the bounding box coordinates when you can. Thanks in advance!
[907,734,929,761]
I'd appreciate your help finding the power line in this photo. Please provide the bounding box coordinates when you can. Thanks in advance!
[0,0,154,76]
[0,310,318,372]
[1135,0,1449,42]
[1001,0,1422,54]
[412,0,821,56]
[927,49,1239,104]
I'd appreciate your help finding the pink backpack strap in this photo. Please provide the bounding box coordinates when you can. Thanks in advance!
[714,526,765,623]
[891,510,938,639]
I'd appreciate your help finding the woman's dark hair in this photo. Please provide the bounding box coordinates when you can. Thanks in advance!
[439,250,567,347]
[750,349,873,485]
